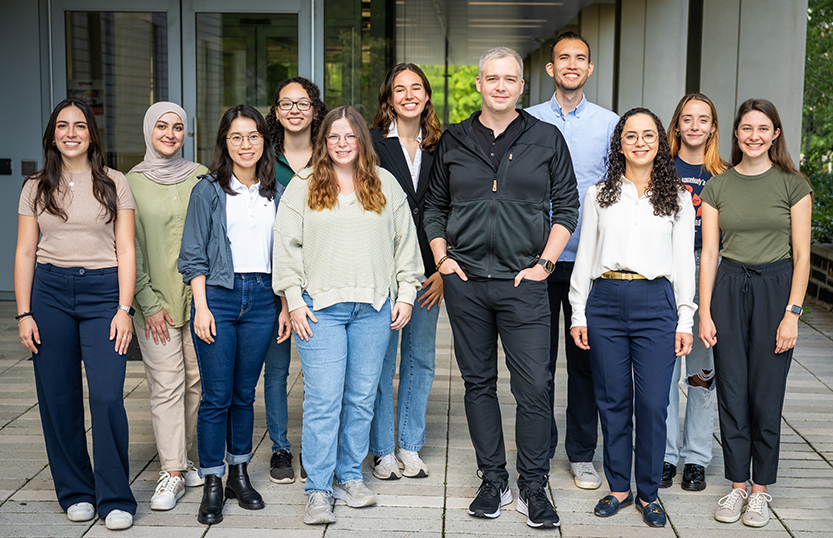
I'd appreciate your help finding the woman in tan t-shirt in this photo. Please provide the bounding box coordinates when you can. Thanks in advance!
[14,98,137,530]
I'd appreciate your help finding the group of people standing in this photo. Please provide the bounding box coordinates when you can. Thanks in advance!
[14,29,810,533]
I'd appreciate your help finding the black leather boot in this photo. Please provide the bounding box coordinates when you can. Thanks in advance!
[225,462,264,510]
[198,474,224,525]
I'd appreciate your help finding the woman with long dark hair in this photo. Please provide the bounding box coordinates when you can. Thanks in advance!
[15,97,137,530]
[700,99,812,527]
[569,108,695,527]
[127,102,209,510]
[273,106,421,525]
[262,77,327,484]
[368,63,444,480]
[178,104,290,525]
[660,93,728,492]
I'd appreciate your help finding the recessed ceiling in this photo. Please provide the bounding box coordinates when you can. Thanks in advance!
[396,0,603,65]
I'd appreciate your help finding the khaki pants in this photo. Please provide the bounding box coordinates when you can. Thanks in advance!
[134,321,201,472]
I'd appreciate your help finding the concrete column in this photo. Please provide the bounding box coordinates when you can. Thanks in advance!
[700,0,808,161]
[580,2,616,111]
[617,0,689,124]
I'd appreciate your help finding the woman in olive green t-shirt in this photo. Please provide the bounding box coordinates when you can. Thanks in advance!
[698,99,812,528]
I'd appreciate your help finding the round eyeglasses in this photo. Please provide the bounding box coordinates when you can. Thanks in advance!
[227,134,263,146]
[621,131,658,146]
[326,134,358,146]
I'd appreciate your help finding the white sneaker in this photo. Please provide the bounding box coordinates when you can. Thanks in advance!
[332,480,377,508]
[396,447,429,478]
[304,491,336,525]
[742,491,773,527]
[372,453,402,480]
[184,460,204,487]
[570,461,602,489]
[66,502,95,522]
[150,471,185,511]
[715,487,748,523]
[104,509,133,530]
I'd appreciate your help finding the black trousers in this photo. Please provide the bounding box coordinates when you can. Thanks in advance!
[711,258,793,485]
[546,262,598,461]
[442,274,552,487]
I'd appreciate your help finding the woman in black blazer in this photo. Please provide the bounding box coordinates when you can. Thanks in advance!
[368,63,444,480]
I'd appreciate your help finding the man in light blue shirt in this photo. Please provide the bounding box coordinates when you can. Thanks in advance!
[526,31,618,491]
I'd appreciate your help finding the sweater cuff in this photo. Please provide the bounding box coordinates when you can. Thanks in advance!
[285,287,305,312]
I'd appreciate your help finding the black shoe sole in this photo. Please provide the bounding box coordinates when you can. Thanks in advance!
[658,479,673,488]
[681,481,706,491]
[225,487,265,510]
[197,512,223,525]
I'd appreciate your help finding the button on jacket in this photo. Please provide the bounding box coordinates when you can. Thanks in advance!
[423,110,579,279]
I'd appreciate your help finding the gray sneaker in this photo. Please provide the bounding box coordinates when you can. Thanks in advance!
[304,491,336,525]
[742,491,772,527]
[372,453,402,480]
[714,487,748,523]
[332,480,377,508]
[570,462,602,490]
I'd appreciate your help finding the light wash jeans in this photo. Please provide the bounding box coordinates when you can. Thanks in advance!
[294,293,392,495]
[664,250,716,468]
[369,287,440,455]
[263,298,292,454]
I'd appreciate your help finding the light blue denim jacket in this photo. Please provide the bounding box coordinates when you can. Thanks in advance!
[178,174,283,289]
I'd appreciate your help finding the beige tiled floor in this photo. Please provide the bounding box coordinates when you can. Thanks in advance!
[0,298,832,537]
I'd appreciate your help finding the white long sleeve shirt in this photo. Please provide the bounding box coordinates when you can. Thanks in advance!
[569,178,697,333]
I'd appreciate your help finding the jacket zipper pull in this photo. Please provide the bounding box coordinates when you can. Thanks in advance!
[492,179,497,192]
[509,152,513,160]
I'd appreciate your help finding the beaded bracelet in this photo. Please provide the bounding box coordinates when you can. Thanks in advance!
[436,255,449,271]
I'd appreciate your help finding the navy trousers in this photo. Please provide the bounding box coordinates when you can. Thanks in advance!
[586,277,677,503]
[30,263,136,517]
[547,262,599,462]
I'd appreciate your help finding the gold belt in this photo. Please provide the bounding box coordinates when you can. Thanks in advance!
[600,271,647,281]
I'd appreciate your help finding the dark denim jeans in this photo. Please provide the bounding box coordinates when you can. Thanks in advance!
[192,273,277,476]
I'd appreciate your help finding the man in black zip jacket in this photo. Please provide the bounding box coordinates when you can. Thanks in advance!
[423,47,579,530]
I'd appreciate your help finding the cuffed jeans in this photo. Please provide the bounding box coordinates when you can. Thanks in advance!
[442,274,552,488]
[192,273,277,477]
[263,298,292,454]
[295,293,392,495]
[30,263,137,517]
[135,323,201,473]
[587,277,677,503]
[546,262,598,462]
[665,250,716,468]
[370,287,440,456]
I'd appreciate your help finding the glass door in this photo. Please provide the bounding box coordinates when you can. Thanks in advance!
[50,0,182,172]
[182,0,316,166]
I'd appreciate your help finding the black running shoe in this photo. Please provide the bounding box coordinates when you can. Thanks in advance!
[269,450,295,484]
[517,480,560,528]
[299,452,307,483]
[467,471,512,519]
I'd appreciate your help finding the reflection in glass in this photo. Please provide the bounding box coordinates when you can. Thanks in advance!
[196,13,299,166]
[65,12,168,171]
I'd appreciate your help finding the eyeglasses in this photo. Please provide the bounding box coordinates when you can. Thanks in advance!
[277,99,313,111]
[326,134,358,145]
[621,131,658,146]
[227,134,263,146]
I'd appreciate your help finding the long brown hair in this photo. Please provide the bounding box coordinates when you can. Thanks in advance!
[209,105,277,200]
[731,99,807,184]
[668,93,728,177]
[371,63,442,153]
[26,98,119,223]
[309,106,385,213]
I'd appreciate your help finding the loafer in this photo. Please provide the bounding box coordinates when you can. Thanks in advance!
[659,462,675,488]
[594,492,633,517]
[681,463,707,491]
[636,500,667,527]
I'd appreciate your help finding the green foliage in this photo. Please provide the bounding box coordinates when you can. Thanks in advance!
[420,65,482,128]
[810,172,833,244]
[803,0,833,175]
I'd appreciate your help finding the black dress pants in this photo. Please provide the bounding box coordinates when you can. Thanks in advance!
[546,262,599,462]
[711,258,793,486]
[442,274,552,487]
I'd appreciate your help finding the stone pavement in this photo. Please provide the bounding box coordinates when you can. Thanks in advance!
[0,298,831,537]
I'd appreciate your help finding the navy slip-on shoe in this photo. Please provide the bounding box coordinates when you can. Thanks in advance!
[636,500,667,527]
[594,492,633,517]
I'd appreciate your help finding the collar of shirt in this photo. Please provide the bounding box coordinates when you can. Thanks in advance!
[230,174,260,194]
[387,120,423,143]
[549,92,588,119]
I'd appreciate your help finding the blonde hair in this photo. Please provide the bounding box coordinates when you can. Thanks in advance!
[309,106,386,213]
[668,93,728,177]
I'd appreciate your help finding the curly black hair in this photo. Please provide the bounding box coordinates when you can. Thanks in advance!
[266,77,328,157]
[597,107,683,218]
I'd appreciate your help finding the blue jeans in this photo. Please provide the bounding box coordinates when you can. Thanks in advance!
[369,287,440,455]
[294,293,391,495]
[192,273,277,477]
[665,250,716,468]
[263,299,292,454]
